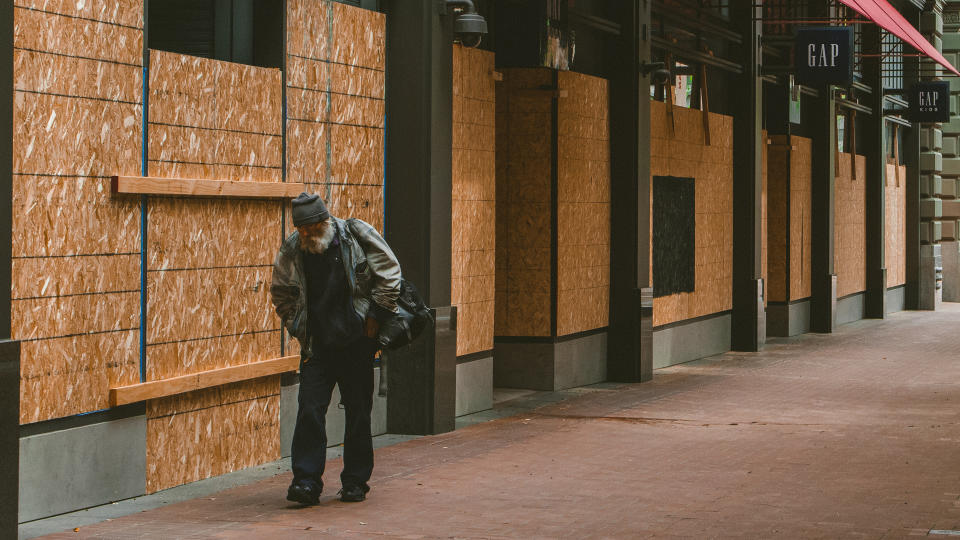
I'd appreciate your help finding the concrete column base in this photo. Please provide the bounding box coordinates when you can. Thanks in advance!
[942,240,960,302]
[1,340,19,537]
[919,244,944,310]
[494,332,607,392]
[766,300,811,337]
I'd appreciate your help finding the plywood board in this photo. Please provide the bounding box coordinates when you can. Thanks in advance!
[15,0,144,27]
[494,68,553,338]
[834,153,867,298]
[19,331,140,424]
[13,1,144,424]
[13,6,143,65]
[13,92,142,177]
[886,163,907,288]
[790,137,813,301]
[649,101,734,327]
[145,376,281,493]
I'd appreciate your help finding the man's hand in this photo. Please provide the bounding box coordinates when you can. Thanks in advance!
[364,316,380,339]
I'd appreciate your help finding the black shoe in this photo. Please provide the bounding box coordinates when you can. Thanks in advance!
[339,484,370,502]
[287,482,321,505]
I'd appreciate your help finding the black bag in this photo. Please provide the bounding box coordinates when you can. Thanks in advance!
[376,279,434,350]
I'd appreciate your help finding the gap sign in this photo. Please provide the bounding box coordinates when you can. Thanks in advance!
[911,81,950,123]
[795,27,854,87]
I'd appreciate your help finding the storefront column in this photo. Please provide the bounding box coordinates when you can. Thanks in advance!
[1,1,20,535]
[863,24,888,318]
[608,0,653,383]
[730,2,765,350]
[383,0,457,435]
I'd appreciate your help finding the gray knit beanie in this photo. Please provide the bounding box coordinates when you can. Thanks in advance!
[291,192,330,226]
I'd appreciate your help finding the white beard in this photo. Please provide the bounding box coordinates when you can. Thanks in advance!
[299,221,335,254]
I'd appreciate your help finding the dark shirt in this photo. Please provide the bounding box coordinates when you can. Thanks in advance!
[303,233,363,349]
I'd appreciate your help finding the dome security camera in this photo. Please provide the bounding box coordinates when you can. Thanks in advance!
[447,0,487,49]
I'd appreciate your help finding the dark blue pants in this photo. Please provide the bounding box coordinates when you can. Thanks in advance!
[291,338,376,492]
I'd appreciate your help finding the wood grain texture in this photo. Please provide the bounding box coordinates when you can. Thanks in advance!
[452,45,496,356]
[835,153,867,298]
[285,0,385,232]
[766,135,813,303]
[145,377,281,493]
[12,1,144,423]
[113,176,299,198]
[495,68,553,337]
[886,163,907,288]
[556,71,609,336]
[649,100,733,327]
[112,356,298,407]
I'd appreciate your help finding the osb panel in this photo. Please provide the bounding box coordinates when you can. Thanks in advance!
[766,140,789,303]
[330,1,386,69]
[19,331,139,424]
[12,176,141,257]
[14,49,143,103]
[790,137,813,301]
[13,92,142,177]
[886,163,907,288]
[148,50,282,136]
[329,125,384,185]
[148,124,282,175]
[12,3,144,424]
[834,153,867,298]
[649,101,733,327]
[761,130,768,307]
[12,292,138,341]
[146,377,281,493]
[285,0,385,242]
[147,199,280,270]
[766,135,813,303]
[286,0,330,60]
[494,69,553,338]
[146,267,277,347]
[14,0,144,27]
[13,6,143,66]
[12,255,139,300]
[147,331,281,381]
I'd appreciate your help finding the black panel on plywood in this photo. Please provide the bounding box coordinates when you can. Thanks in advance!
[653,176,695,298]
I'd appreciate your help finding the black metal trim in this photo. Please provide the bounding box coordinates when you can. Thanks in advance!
[456,349,493,364]
[19,403,147,438]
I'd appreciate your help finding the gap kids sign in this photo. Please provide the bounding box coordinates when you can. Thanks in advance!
[911,81,950,122]
[795,27,854,87]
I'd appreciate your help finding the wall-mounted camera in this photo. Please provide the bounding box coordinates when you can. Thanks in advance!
[641,61,671,86]
[446,0,487,48]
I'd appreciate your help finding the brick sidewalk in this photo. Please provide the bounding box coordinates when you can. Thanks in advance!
[38,305,960,538]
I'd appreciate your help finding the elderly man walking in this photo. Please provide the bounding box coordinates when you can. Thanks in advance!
[271,192,401,505]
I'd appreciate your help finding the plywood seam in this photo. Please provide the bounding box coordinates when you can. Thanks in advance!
[146,393,282,420]
[13,4,143,29]
[13,45,143,68]
[286,52,383,73]
[286,117,384,130]
[287,85,383,101]
[147,329,281,347]
[18,327,139,342]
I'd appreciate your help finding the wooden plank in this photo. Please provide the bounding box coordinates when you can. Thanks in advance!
[109,355,299,406]
[111,176,305,199]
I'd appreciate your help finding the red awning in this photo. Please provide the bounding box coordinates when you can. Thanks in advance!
[839,0,960,76]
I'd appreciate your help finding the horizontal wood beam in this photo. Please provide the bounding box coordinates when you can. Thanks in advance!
[111,176,305,199]
[109,355,300,407]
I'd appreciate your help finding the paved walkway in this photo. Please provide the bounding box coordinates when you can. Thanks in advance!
[37,305,960,538]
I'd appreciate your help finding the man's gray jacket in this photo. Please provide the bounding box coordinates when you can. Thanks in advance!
[270,217,401,360]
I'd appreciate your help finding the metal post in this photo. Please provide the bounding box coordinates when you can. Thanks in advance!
[863,24,887,318]
[608,0,653,383]
[730,1,765,350]
[383,0,456,435]
[1,0,21,535]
